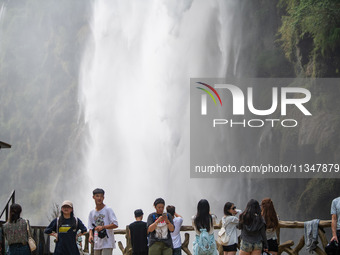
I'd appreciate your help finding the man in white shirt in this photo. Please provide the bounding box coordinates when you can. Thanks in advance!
[88,188,119,255]
[166,205,183,255]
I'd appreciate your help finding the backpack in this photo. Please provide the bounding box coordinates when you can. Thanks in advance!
[193,228,217,255]
[325,240,339,255]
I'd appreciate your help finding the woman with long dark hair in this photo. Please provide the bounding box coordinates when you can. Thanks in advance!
[45,200,87,255]
[239,199,268,255]
[2,203,32,255]
[220,202,241,255]
[261,198,279,255]
[192,199,217,255]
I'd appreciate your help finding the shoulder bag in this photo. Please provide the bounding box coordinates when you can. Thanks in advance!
[26,220,37,252]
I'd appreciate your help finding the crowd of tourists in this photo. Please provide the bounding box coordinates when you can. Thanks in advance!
[2,190,340,255]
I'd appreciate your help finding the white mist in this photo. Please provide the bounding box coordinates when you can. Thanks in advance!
[78,0,244,234]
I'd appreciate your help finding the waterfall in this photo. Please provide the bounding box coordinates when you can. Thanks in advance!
[0,2,6,32]
[78,0,245,227]
[0,3,5,20]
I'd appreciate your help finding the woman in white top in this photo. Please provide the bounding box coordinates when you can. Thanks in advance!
[221,202,241,255]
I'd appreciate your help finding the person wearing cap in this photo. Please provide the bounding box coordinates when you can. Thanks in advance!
[88,188,118,255]
[147,198,174,255]
[45,200,87,255]
[129,209,148,255]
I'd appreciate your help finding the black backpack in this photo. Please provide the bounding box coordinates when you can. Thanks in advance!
[325,240,339,255]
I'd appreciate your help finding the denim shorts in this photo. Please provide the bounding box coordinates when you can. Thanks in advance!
[240,240,262,252]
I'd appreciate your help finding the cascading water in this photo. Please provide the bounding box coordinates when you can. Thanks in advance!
[0,3,6,32]
[78,0,246,229]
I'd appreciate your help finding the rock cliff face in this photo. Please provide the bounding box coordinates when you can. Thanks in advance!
[242,0,340,220]
[0,0,91,224]
[278,0,340,219]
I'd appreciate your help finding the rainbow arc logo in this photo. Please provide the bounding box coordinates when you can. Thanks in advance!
[196,82,222,115]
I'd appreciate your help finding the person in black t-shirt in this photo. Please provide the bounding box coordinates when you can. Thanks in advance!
[129,209,148,255]
[147,198,174,255]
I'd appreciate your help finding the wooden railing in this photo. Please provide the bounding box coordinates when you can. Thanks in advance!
[277,220,331,255]
[2,220,332,255]
[113,220,332,255]
[0,190,15,221]
[1,220,333,255]
[0,190,333,255]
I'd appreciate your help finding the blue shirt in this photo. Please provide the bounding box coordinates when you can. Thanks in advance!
[331,197,340,230]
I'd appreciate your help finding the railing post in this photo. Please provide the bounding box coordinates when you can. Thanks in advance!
[277,225,281,249]
[84,232,89,253]
[5,206,8,222]
[0,221,4,255]
[0,190,16,222]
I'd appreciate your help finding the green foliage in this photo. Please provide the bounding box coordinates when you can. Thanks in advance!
[255,48,294,77]
[279,0,340,59]
[296,179,340,219]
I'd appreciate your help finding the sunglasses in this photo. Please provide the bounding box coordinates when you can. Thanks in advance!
[232,206,236,210]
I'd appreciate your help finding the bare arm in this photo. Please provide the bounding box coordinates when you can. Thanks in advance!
[166,218,175,232]
[174,212,182,218]
[148,216,163,233]
[331,214,338,242]
[49,232,58,239]
[88,229,94,243]
[261,225,268,252]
